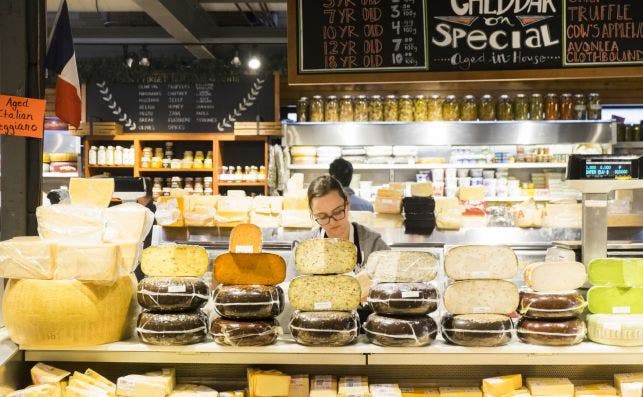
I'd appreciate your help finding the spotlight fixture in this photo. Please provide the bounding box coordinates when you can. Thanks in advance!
[123,45,135,68]
[139,45,150,67]
[230,46,241,67]
[247,45,261,70]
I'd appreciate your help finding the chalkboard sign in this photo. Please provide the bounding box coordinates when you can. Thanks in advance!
[87,75,275,132]
[564,0,643,66]
[298,0,428,73]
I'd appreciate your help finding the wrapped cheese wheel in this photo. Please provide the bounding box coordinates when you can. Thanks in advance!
[365,251,438,283]
[587,314,643,347]
[364,314,438,347]
[210,317,280,346]
[213,253,286,285]
[518,290,586,319]
[444,245,517,280]
[444,280,519,315]
[289,311,359,346]
[137,311,208,345]
[524,261,586,292]
[367,283,438,316]
[213,285,284,319]
[289,275,361,311]
[516,317,586,346]
[137,277,209,312]
[587,286,643,314]
[441,313,513,347]
[294,239,357,275]
[588,258,643,287]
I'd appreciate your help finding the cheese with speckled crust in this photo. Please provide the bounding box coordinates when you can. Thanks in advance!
[141,245,209,277]
[295,239,356,275]
[289,275,361,311]
[365,251,438,283]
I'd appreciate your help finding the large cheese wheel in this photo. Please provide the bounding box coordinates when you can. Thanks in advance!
[587,286,643,314]
[288,275,361,311]
[210,317,280,346]
[3,276,134,347]
[213,285,284,319]
[441,314,513,347]
[229,223,263,253]
[137,277,209,312]
[289,311,359,346]
[141,245,209,277]
[444,280,519,315]
[524,261,586,292]
[364,314,437,347]
[365,251,438,283]
[587,314,643,347]
[518,290,586,320]
[444,245,517,280]
[213,253,286,285]
[367,283,438,316]
[588,258,643,287]
[137,311,208,345]
[294,239,357,275]
[516,317,586,346]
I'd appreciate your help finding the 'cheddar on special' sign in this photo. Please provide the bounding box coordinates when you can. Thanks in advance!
[0,94,46,139]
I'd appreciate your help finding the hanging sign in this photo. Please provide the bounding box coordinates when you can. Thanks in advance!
[0,95,46,139]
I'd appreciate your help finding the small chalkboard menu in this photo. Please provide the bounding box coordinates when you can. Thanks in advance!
[87,75,275,132]
[298,0,428,73]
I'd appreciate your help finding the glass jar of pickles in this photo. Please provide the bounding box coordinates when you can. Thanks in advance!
[478,94,495,121]
[324,95,339,122]
[339,95,354,122]
[384,95,399,121]
[530,93,544,120]
[369,95,384,121]
[460,95,478,121]
[399,95,414,122]
[413,95,428,121]
[310,95,324,122]
[559,93,574,120]
[573,94,587,120]
[514,94,529,120]
[587,93,602,120]
[354,95,369,121]
[297,97,309,122]
[544,93,559,120]
[442,95,460,121]
[427,95,443,121]
[497,95,513,120]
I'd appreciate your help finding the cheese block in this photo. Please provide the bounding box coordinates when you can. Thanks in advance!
[373,213,404,229]
[587,286,643,314]
[184,196,218,227]
[588,258,643,287]
[288,375,310,397]
[411,183,434,197]
[282,196,309,211]
[365,251,438,283]
[294,239,357,275]
[229,223,262,253]
[444,245,517,280]
[614,373,643,397]
[289,311,359,346]
[338,376,369,397]
[310,376,338,397]
[290,146,317,157]
[84,368,115,390]
[518,290,586,319]
[0,237,55,279]
[377,188,403,199]
[367,283,438,316]
[374,197,402,214]
[247,368,291,397]
[213,253,286,285]
[252,196,283,215]
[36,205,105,243]
[137,311,208,345]
[370,385,401,397]
[53,242,121,283]
[501,388,531,397]
[137,277,209,312]
[116,374,166,397]
[155,196,185,227]
[170,384,218,396]
[141,245,209,277]
[587,314,643,347]
[441,313,513,347]
[211,317,280,346]
[69,371,115,393]
[250,212,281,228]
[3,276,133,347]
[574,384,617,396]
[400,388,439,397]
[7,384,63,397]
[213,285,284,319]
[30,362,70,384]
[525,378,573,397]
[444,280,519,315]
[438,387,482,397]
[364,314,437,347]
[524,261,587,292]
[288,275,361,311]
[516,318,586,346]
[280,210,315,228]
[69,178,114,208]
[482,375,522,397]
[143,368,176,395]
[104,203,151,241]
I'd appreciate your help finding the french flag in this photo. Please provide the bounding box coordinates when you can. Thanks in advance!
[45,0,81,128]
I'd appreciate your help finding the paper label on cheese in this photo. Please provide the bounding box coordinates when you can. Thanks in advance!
[473,306,491,313]
[613,306,631,314]
[234,245,254,253]
[472,271,490,278]
[401,291,421,298]
[168,285,187,293]
[314,301,332,310]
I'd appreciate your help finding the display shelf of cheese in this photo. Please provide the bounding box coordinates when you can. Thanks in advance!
[288,163,568,170]
[218,182,268,187]
[87,165,134,169]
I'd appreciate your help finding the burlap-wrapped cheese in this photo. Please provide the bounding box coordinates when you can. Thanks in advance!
[364,314,437,347]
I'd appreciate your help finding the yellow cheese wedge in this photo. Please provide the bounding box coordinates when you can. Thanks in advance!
[483,374,522,397]
[30,362,70,384]
[69,178,114,208]
[401,387,439,397]
[247,369,291,397]
[439,387,482,397]
[526,378,573,397]
[574,383,617,396]
[229,223,262,253]
[500,387,531,397]
[613,372,643,397]
[84,368,115,390]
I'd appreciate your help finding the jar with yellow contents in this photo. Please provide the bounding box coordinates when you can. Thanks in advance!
[427,95,443,121]
[559,93,574,120]
[310,95,324,122]
[297,97,309,122]
[442,95,460,121]
[460,95,478,121]
[354,95,369,121]
[530,93,544,120]
[339,95,354,122]
[369,95,384,121]
[513,94,529,120]
[324,95,339,122]
[544,93,559,120]
[478,94,495,121]
[398,95,414,122]
[413,95,428,121]
[496,95,513,120]
[384,95,399,121]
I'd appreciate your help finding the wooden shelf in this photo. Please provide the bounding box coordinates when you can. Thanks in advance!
[217,181,267,187]
[289,163,567,170]
[87,165,134,169]
[138,168,214,173]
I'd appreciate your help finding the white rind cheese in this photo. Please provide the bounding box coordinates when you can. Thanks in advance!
[445,245,518,280]
[444,280,519,315]
[141,245,209,277]
[288,275,361,311]
[295,239,357,275]
[587,314,643,347]
[53,242,121,283]
[524,261,587,292]
[365,251,438,283]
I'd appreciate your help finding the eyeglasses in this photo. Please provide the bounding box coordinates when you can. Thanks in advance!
[313,204,347,225]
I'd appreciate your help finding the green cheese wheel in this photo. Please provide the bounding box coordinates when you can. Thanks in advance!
[587,286,643,314]
[588,258,643,287]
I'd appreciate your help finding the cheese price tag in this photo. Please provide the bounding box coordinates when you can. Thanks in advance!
[401,291,420,298]
[314,301,332,310]
[472,306,491,313]
[234,245,254,253]
[613,306,631,314]
[168,285,187,293]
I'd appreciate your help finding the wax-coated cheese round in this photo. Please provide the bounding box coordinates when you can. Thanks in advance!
[137,311,208,345]
[518,290,586,320]
[137,277,209,312]
[516,317,586,346]
[213,285,284,319]
[364,314,437,347]
[368,283,438,316]
[289,311,359,347]
[210,317,280,346]
[441,313,513,347]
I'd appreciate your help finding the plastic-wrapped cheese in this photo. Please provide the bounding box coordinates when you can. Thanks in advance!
[365,251,438,283]
[141,245,209,277]
[137,311,208,345]
[410,183,433,198]
[587,286,643,314]
[444,245,517,280]
[36,205,105,243]
[364,314,437,347]
[213,285,284,319]
[524,261,587,292]
[170,384,219,396]
[3,276,134,347]
[290,146,317,157]
[280,210,315,228]
[53,242,121,283]
[518,290,586,319]
[0,237,55,279]
[516,317,586,346]
[137,277,209,312]
[587,314,643,347]
[441,313,513,347]
[213,253,286,285]
[183,196,218,227]
[288,275,361,311]
[367,283,438,316]
[210,317,280,346]
[289,311,359,346]
[374,197,402,214]
[444,280,519,315]
[294,239,357,275]
[588,258,643,287]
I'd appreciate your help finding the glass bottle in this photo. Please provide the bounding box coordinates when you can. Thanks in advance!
[573,94,587,120]
[310,95,324,122]
[97,146,106,166]
[88,146,98,165]
[587,93,602,120]
[460,95,478,121]
[106,145,115,166]
[297,97,309,122]
[354,95,369,121]
[427,95,443,121]
[478,95,495,121]
[398,95,414,122]
[384,95,399,121]
[496,95,513,120]
[114,146,124,165]
[544,93,559,120]
[413,95,428,121]
[559,93,574,120]
[530,93,544,120]
[324,95,339,122]
[513,94,529,121]
[368,95,384,121]
[339,95,354,122]
[442,95,460,121]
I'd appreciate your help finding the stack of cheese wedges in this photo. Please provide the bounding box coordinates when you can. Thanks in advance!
[517,260,588,346]
[211,224,285,346]
[363,250,439,347]
[136,244,210,345]
[0,178,157,347]
[441,245,519,347]
[288,239,361,346]
[586,258,643,347]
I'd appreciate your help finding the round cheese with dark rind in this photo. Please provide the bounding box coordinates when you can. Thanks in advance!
[518,290,586,320]
[213,285,284,319]
[137,311,208,345]
[441,313,513,347]
[516,317,586,346]
[137,277,209,312]
[364,314,437,347]
[289,311,359,346]
[210,317,280,346]
[368,283,438,316]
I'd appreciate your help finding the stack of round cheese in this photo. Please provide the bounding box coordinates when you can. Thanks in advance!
[402,196,436,235]
[363,251,439,347]
[585,258,643,347]
[289,239,361,346]
[517,261,587,346]
[136,245,211,345]
[441,246,519,347]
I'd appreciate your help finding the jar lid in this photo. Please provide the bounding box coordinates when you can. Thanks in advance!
[545,93,558,97]
[560,93,572,98]
[414,95,425,99]
[299,97,308,101]
[588,92,600,97]
[357,95,367,99]
[90,146,98,149]
[107,145,115,149]
[499,94,510,99]
[342,95,352,99]
[386,94,397,99]
[400,95,411,99]
[515,93,526,98]
[573,93,585,98]
[313,95,323,99]
[481,94,493,100]
[445,95,457,100]
[430,94,441,99]
[464,94,476,100]
[327,95,337,99]
[371,95,382,99]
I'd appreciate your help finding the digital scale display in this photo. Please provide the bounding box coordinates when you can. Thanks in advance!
[585,161,632,179]
[567,155,642,181]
